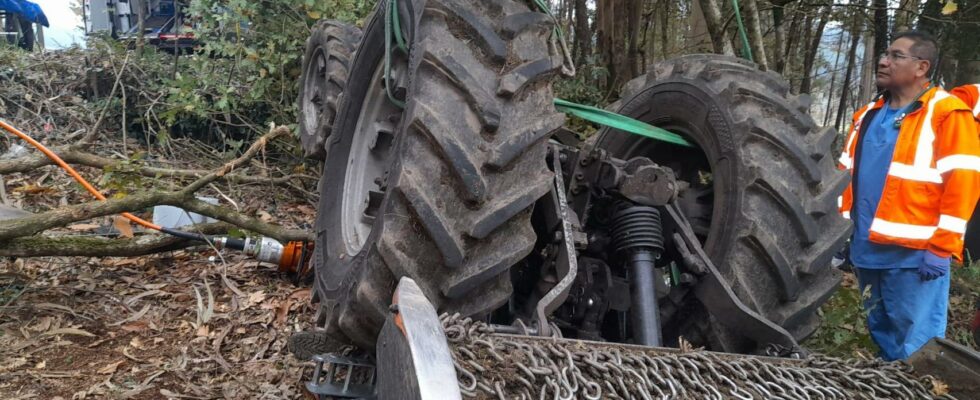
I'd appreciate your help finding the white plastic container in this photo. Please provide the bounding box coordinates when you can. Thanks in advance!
[152,196,219,228]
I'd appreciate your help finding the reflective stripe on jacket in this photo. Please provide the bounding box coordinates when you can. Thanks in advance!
[837,86,980,259]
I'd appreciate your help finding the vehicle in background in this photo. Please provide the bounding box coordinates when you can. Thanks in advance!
[85,0,197,53]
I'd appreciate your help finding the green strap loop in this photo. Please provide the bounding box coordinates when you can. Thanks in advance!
[382,1,690,147]
[390,0,408,53]
[384,0,405,108]
[731,0,754,62]
[553,98,694,148]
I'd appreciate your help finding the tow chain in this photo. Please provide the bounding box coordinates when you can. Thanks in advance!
[441,313,956,400]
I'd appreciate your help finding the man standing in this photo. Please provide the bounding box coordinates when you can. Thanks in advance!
[837,31,980,361]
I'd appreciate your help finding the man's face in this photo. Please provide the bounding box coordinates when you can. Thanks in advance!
[876,38,930,89]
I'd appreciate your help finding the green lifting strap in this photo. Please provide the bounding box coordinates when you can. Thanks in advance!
[731,0,754,62]
[553,98,694,148]
[385,1,694,148]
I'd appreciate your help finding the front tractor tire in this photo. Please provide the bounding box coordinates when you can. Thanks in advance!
[297,20,361,159]
[596,55,851,351]
[313,0,565,348]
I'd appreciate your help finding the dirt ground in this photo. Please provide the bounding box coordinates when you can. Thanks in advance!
[0,238,321,399]
[0,129,325,399]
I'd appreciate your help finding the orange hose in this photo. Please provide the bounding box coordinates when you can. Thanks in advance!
[0,119,162,231]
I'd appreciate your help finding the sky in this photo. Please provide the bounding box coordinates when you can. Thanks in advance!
[39,0,85,49]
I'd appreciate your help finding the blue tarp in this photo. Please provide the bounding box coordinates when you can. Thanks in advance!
[0,0,49,27]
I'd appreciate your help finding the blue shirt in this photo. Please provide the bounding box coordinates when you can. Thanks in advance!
[850,101,928,269]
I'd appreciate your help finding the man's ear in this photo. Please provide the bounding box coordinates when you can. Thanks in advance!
[917,60,931,78]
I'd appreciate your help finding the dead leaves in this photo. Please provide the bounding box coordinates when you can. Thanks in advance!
[40,327,95,338]
[242,290,267,311]
[931,378,950,396]
[3,234,315,398]
[112,216,134,238]
[275,288,311,326]
[96,360,125,375]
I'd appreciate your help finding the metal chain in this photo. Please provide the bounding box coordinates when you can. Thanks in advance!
[440,313,958,400]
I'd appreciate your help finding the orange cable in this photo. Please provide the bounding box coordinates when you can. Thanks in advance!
[0,119,162,231]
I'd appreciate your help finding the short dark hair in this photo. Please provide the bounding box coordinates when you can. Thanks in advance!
[892,30,939,75]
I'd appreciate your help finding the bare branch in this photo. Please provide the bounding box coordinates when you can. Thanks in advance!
[181,125,292,195]
[0,145,313,185]
[0,222,231,257]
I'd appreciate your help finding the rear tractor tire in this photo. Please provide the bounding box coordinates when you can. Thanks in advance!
[313,0,565,348]
[596,54,852,352]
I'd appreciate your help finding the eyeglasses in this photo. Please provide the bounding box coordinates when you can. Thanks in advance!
[879,51,922,62]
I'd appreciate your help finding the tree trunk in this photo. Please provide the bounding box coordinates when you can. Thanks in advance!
[136,0,145,51]
[872,0,889,56]
[698,0,734,55]
[918,0,943,35]
[858,31,876,103]
[824,31,846,126]
[799,2,832,94]
[597,0,632,92]
[836,23,864,132]
[894,0,919,32]
[660,0,670,59]
[573,0,591,66]
[772,4,786,73]
[627,0,643,78]
[741,0,769,69]
[780,4,803,75]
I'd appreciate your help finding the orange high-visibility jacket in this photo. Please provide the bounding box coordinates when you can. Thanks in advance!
[950,84,980,120]
[838,86,980,259]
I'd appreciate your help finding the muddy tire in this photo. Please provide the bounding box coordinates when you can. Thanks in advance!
[596,55,851,352]
[297,20,361,159]
[287,330,344,361]
[313,0,564,348]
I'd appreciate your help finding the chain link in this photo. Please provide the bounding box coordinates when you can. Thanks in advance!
[440,313,957,400]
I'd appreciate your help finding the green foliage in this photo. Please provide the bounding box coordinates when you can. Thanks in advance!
[804,279,879,358]
[553,62,610,139]
[98,0,374,145]
[99,153,148,198]
[806,264,980,357]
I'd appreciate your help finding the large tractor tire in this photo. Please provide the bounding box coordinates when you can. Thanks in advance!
[297,20,361,159]
[313,0,564,348]
[595,55,851,351]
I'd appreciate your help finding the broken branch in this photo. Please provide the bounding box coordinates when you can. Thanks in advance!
[0,222,231,257]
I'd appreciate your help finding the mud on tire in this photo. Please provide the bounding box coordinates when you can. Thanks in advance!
[297,20,361,159]
[314,0,565,348]
[596,55,851,351]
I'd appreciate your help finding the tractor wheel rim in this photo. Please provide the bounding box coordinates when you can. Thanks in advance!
[340,56,405,256]
[301,49,327,138]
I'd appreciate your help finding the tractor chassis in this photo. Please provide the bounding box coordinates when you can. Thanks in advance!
[305,144,808,399]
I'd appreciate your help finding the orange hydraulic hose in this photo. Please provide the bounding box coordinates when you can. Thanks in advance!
[0,119,162,231]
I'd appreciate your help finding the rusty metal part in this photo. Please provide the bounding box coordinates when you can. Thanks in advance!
[907,338,980,400]
[665,203,803,355]
[617,161,677,206]
[442,314,955,400]
[534,148,582,337]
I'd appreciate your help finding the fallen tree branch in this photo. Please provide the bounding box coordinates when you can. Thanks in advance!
[181,125,291,195]
[0,125,314,251]
[0,222,231,257]
[0,145,314,185]
[175,198,313,242]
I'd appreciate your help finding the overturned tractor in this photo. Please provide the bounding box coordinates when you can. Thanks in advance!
[291,1,977,399]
